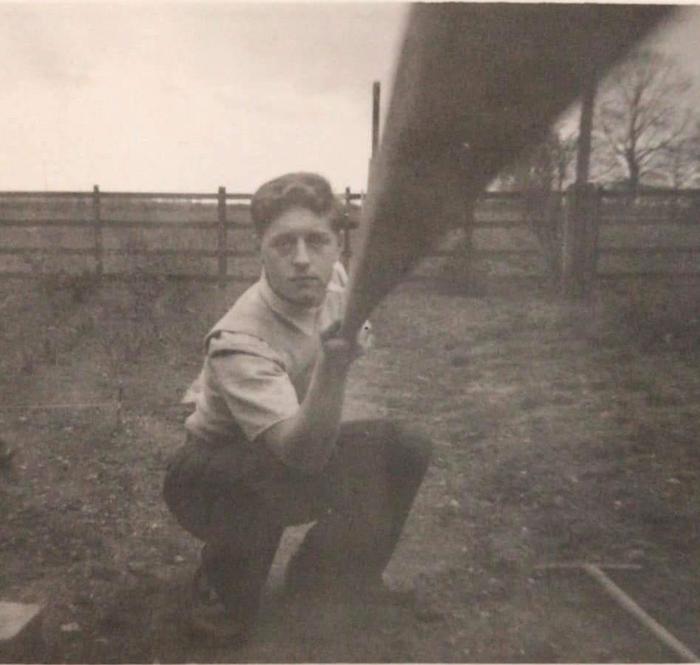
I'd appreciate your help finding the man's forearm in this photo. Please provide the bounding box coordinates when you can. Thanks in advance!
[260,352,351,473]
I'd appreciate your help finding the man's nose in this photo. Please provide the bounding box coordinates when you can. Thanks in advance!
[291,238,310,267]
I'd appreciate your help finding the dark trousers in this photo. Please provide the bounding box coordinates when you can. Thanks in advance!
[163,420,431,623]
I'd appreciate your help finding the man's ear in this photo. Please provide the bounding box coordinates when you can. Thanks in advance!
[333,229,343,257]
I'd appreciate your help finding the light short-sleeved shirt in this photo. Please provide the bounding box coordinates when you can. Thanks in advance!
[185,263,364,444]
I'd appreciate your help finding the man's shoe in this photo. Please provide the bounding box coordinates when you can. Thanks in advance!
[188,602,251,645]
[187,563,251,646]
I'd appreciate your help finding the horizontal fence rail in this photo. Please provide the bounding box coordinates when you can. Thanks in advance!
[1,186,699,285]
[0,186,363,286]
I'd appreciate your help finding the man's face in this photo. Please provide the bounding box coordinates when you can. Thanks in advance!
[260,206,341,307]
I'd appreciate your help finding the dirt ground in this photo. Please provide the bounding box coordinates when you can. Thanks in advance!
[1,272,699,663]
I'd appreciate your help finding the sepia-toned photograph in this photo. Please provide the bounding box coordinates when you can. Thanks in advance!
[1,2,699,662]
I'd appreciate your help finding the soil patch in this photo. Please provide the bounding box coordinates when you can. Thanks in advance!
[1,276,699,662]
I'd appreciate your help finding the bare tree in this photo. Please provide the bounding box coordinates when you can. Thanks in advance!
[653,121,700,189]
[595,49,694,193]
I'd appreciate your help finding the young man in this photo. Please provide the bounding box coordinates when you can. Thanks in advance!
[163,172,431,643]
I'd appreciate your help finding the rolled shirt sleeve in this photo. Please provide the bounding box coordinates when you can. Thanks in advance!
[207,333,300,442]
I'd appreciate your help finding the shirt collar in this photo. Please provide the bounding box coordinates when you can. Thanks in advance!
[258,270,323,336]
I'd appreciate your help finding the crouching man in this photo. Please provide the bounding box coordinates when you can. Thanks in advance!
[163,172,432,643]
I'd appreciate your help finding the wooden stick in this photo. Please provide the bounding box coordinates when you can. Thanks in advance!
[536,562,642,571]
[582,564,699,663]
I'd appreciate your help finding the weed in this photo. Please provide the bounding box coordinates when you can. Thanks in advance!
[596,280,700,353]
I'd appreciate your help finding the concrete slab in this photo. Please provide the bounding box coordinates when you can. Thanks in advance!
[0,601,43,642]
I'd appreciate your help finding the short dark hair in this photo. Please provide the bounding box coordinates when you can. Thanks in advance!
[250,172,344,237]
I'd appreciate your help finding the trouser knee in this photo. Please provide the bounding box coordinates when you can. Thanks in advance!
[162,447,207,541]
[384,421,433,479]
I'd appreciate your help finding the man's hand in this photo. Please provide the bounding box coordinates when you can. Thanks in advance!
[320,320,361,369]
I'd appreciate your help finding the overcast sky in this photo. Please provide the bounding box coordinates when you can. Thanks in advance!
[1,3,699,194]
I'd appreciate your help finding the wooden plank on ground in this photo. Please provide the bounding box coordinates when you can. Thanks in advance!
[0,601,43,642]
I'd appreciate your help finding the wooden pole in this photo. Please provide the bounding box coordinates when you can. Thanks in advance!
[560,44,599,300]
[562,33,599,299]
[341,5,669,337]
[561,182,598,299]
[92,185,103,279]
[368,81,381,186]
[371,81,381,158]
[217,186,227,288]
[342,186,353,267]
[576,55,597,186]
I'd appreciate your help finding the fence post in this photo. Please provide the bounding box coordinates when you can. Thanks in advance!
[669,188,679,224]
[217,186,227,288]
[561,182,599,299]
[342,187,353,267]
[459,200,476,289]
[584,187,602,290]
[92,185,103,279]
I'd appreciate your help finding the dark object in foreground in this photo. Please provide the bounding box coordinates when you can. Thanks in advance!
[342,4,671,337]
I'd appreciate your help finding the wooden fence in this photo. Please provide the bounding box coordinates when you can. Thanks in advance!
[0,187,362,287]
[1,186,700,287]
[429,188,700,289]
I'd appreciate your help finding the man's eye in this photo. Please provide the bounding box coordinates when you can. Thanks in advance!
[273,238,295,251]
[307,234,330,248]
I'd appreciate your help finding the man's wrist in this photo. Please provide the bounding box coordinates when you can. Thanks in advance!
[320,337,357,369]
[318,350,354,375]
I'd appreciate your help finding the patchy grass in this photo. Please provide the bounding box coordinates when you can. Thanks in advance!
[1,275,699,662]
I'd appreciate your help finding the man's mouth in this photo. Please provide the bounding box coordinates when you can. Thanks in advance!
[291,276,321,285]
